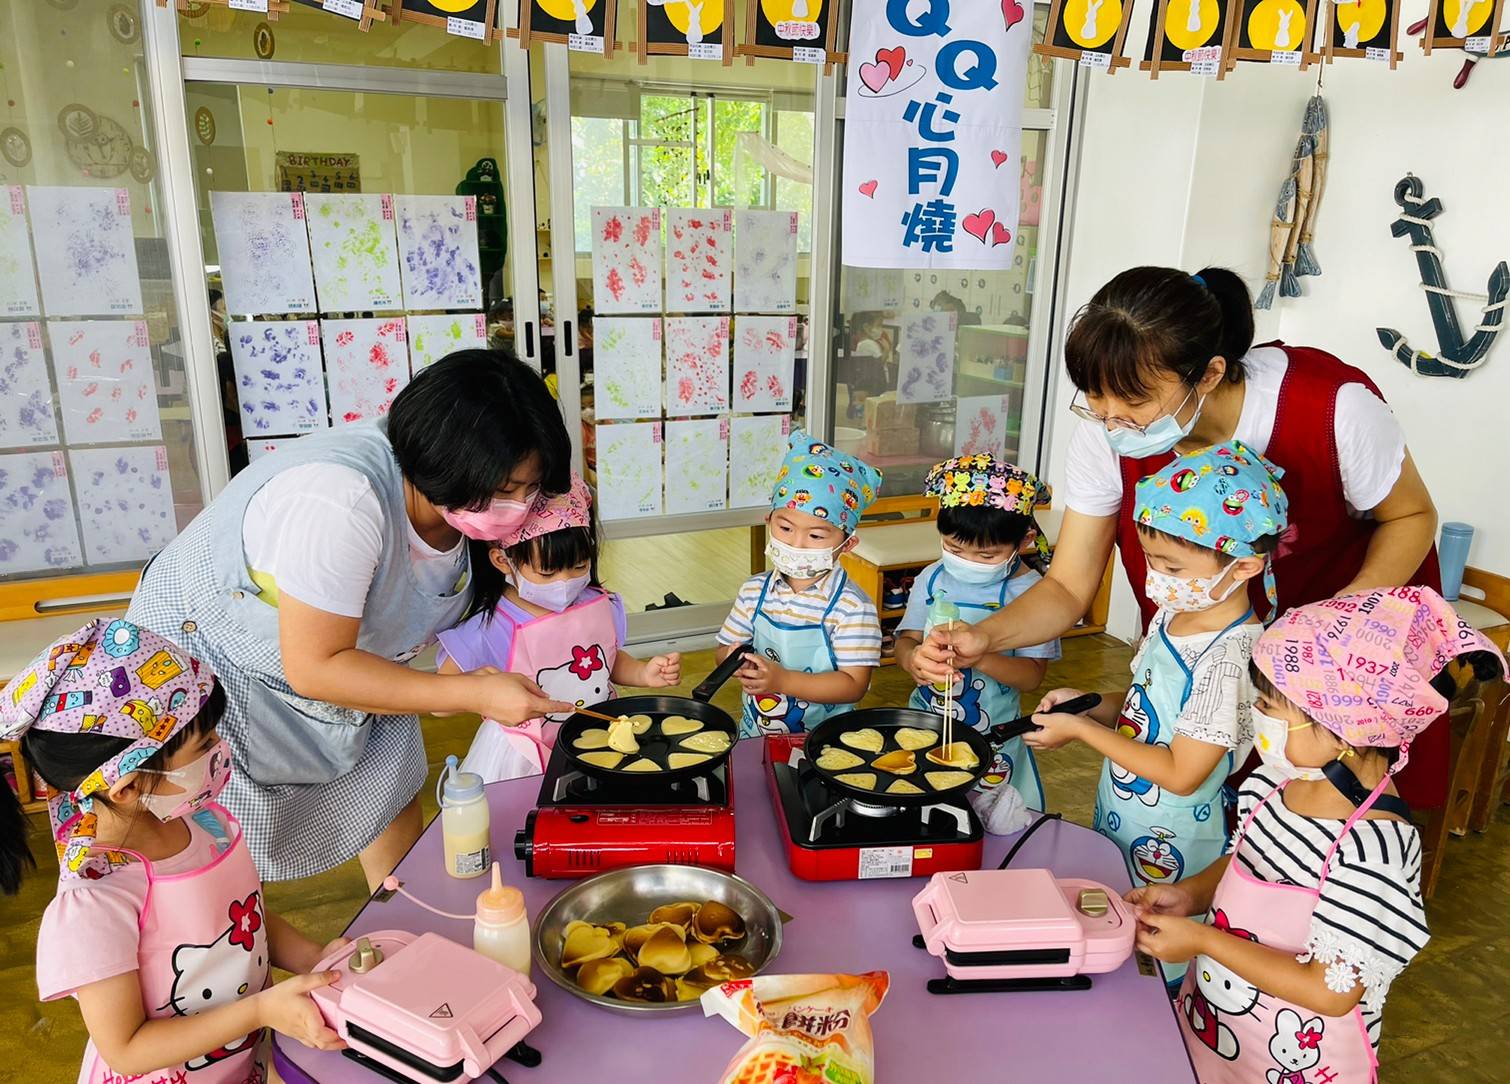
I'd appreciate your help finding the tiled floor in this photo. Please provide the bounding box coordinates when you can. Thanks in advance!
[1,635,1506,1081]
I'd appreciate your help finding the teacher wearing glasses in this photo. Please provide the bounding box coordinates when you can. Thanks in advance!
[915,266,1449,807]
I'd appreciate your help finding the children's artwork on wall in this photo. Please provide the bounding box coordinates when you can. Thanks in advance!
[1229,0,1321,67]
[1421,0,1508,53]
[0,451,83,575]
[591,207,663,314]
[228,320,329,436]
[594,317,663,420]
[247,437,296,462]
[1141,0,1235,76]
[322,317,410,424]
[896,311,956,404]
[27,186,144,317]
[1034,0,1137,70]
[1325,0,1402,64]
[733,316,796,412]
[639,0,733,63]
[406,313,488,371]
[210,191,317,316]
[305,193,403,313]
[516,0,620,55]
[664,416,727,514]
[666,208,732,313]
[953,396,1012,459]
[595,421,663,519]
[842,267,903,313]
[394,195,482,311]
[1256,95,1328,309]
[289,0,389,32]
[48,319,161,444]
[0,187,40,317]
[733,210,798,314]
[397,0,499,41]
[740,0,846,66]
[0,322,59,447]
[69,445,176,566]
[665,316,730,416]
[728,413,789,509]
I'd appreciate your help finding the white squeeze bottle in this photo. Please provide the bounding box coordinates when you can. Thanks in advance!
[439,755,491,879]
[474,862,531,976]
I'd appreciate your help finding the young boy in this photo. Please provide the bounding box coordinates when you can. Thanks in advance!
[893,456,1060,810]
[717,430,884,737]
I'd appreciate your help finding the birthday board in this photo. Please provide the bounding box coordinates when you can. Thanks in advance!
[395,195,482,311]
[664,316,730,416]
[406,313,488,371]
[592,207,663,315]
[740,0,845,64]
[306,194,404,313]
[516,0,619,55]
[733,210,798,314]
[666,208,732,313]
[69,445,176,566]
[1035,0,1138,69]
[594,317,663,421]
[228,320,329,436]
[728,413,789,509]
[1325,0,1402,62]
[47,320,161,445]
[28,187,144,317]
[1229,0,1321,66]
[664,417,728,514]
[0,187,40,318]
[1142,0,1235,75]
[639,0,733,62]
[896,311,957,404]
[322,317,410,425]
[0,451,84,575]
[0,322,59,448]
[732,316,796,412]
[211,191,318,315]
[594,421,663,519]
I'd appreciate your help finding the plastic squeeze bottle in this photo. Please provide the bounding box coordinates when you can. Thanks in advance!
[474,862,531,976]
[439,755,491,879]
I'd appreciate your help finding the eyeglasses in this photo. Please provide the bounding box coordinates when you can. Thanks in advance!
[1067,385,1198,435]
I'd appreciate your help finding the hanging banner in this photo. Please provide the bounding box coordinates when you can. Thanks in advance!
[515,0,620,54]
[395,1,498,41]
[1421,0,1507,55]
[1228,0,1320,67]
[1324,0,1402,65]
[841,0,1032,271]
[740,1,846,67]
[1034,0,1138,71]
[639,0,733,63]
[1141,0,1235,77]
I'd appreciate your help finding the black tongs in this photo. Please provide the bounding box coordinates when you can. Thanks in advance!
[986,692,1102,744]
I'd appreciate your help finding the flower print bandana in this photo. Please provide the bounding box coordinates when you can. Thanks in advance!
[924,454,1053,562]
[500,472,591,549]
[0,619,213,881]
[770,429,883,534]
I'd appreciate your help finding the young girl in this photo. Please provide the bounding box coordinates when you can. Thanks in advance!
[437,473,680,781]
[1131,587,1503,1082]
[1,619,344,1084]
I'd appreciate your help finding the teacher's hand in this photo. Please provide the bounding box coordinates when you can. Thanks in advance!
[472,668,575,724]
[913,622,990,683]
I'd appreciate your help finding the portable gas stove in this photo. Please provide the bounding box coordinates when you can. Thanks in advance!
[763,735,984,881]
[514,741,736,879]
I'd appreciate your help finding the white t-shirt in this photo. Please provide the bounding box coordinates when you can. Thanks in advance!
[242,463,467,619]
[1062,346,1407,518]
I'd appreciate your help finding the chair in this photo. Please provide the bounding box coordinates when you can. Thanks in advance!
[1416,673,1493,899]
[1456,568,1510,832]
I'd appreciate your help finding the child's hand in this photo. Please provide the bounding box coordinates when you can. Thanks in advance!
[256,972,346,1052]
[737,653,785,696]
[1034,687,1088,712]
[901,646,939,688]
[1023,709,1089,750]
[1133,912,1210,965]
[644,653,681,688]
[1125,884,1197,919]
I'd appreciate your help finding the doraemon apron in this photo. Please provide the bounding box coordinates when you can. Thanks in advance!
[906,565,1044,810]
[80,804,268,1084]
[741,571,854,737]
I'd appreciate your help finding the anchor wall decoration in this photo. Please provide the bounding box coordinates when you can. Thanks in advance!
[1376,174,1509,379]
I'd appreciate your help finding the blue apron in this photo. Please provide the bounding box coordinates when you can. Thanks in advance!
[906,564,1045,811]
[741,570,856,737]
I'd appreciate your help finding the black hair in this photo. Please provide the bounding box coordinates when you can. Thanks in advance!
[937,505,1036,550]
[208,288,223,306]
[388,349,571,511]
[1064,266,1255,401]
[464,505,603,621]
[1135,524,1280,567]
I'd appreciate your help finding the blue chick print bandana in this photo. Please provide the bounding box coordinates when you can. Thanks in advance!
[770,429,883,533]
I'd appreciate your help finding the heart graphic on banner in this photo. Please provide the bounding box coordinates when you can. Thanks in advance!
[876,47,906,80]
[859,180,879,199]
[991,150,1009,168]
[858,62,891,94]
[992,222,1012,247]
[962,209,997,244]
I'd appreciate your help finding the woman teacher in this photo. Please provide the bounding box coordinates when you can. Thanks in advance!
[917,267,1447,806]
[126,351,575,888]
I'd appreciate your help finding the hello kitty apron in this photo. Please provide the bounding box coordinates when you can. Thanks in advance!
[81,805,268,1084]
[1177,782,1380,1084]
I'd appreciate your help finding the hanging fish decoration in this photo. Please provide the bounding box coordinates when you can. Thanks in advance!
[1256,95,1328,310]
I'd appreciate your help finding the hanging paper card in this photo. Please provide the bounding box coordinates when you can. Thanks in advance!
[733,316,796,412]
[0,187,40,318]
[1229,0,1321,65]
[27,186,144,317]
[0,451,84,575]
[639,0,733,62]
[728,413,788,509]
[290,0,388,31]
[741,0,846,63]
[953,395,1013,458]
[70,445,176,566]
[733,210,798,313]
[396,0,498,41]
[664,417,727,514]
[896,311,956,404]
[395,195,482,310]
[48,319,161,444]
[322,317,410,425]
[0,322,59,447]
[1141,0,1236,75]
[407,313,488,371]
[516,0,620,55]
[306,194,403,312]
[592,207,663,314]
[1325,0,1401,62]
[247,437,297,461]
[228,320,329,436]
[594,317,663,420]
[842,267,903,313]
[1035,0,1138,69]
[665,316,730,416]
[666,208,731,313]
[210,191,318,315]
[595,422,663,519]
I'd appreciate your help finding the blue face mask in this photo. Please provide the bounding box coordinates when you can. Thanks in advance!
[1105,389,1205,458]
[940,548,1018,586]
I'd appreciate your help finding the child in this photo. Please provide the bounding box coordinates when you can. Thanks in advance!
[1,619,344,1084]
[437,473,680,781]
[1131,587,1503,1081]
[841,312,892,421]
[893,455,1060,811]
[717,429,883,737]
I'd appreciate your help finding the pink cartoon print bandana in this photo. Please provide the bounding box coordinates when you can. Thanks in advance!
[500,472,592,549]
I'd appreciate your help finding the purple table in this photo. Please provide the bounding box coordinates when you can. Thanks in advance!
[274,741,1195,1083]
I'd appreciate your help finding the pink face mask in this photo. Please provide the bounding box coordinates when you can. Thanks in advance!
[440,495,536,541]
[137,739,233,822]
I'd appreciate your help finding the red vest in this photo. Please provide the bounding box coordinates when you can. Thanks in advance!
[1114,343,1447,807]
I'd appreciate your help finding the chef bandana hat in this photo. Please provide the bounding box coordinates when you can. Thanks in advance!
[499,472,591,549]
[924,454,1053,562]
[1252,586,1505,769]
[0,619,213,880]
[770,429,882,534]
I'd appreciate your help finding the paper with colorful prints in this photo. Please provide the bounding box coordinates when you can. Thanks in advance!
[0,322,58,448]
[896,311,956,404]
[247,437,296,462]
[594,422,663,520]
[306,194,403,312]
[395,195,482,311]
[664,417,728,515]
[27,186,143,317]
[0,451,83,575]
[48,319,161,444]
[953,395,1012,459]
[728,413,789,509]
[0,187,40,317]
[843,266,903,313]
[69,445,176,566]
[733,210,799,314]
[322,318,410,426]
[210,191,318,316]
[666,208,731,313]
[228,320,329,436]
[593,317,662,421]
[664,317,729,416]
[733,316,796,412]
[591,207,662,314]
[407,313,488,371]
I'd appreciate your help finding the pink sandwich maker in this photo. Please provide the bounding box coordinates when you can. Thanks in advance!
[310,930,543,1084]
[912,868,1136,994]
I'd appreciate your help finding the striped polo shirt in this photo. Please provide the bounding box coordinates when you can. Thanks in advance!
[718,570,882,668]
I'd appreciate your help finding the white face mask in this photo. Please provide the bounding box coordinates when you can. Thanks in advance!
[1145,566,1241,613]
[1252,707,1326,782]
[766,537,840,580]
[940,548,1017,586]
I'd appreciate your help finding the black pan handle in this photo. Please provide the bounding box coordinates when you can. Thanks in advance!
[987,692,1103,744]
[694,644,754,703]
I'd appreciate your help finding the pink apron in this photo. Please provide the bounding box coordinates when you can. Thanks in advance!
[82,804,268,1084]
[1177,782,1380,1083]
